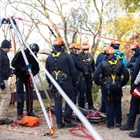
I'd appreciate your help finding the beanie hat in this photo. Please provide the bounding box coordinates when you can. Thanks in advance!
[1,40,11,48]
[81,42,89,49]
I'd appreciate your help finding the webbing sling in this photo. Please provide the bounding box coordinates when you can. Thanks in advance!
[51,52,61,80]
[108,60,117,84]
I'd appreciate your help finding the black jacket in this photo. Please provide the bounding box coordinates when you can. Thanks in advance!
[46,47,77,85]
[0,48,11,82]
[94,56,129,87]
[11,50,39,78]
[78,52,95,77]
[131,56,140,84]
[70,52,85,76]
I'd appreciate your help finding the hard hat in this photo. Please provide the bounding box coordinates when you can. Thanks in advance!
[103,40,111,47]
[81,42,89,49]
[103,46,115,55]
[130,44,139,50]
[29,43,39,54]
[132,87,140,98]
[110,40,120,49]
[53,37,64,46]
[69,43,81,50]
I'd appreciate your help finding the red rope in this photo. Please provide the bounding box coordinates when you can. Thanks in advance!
[69,124,95,140]
[15,17,137,45]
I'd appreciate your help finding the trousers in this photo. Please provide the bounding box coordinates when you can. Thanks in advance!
[0,80,11,120]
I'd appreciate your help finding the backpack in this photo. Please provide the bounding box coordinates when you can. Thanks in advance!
[19,116,40,127]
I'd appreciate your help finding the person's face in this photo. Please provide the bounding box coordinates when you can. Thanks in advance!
[82,48,89,54]
[105,54,114,59]
[2,48,11,53]
[72,48,80,54]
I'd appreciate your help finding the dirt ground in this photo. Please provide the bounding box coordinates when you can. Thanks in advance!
[0,86,140,140]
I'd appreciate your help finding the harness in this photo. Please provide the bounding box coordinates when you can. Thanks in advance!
[102,59,122,101]
[115,53,124,62]
[82,56,90,75]
[51,51,69,82]
[108,60,117,84]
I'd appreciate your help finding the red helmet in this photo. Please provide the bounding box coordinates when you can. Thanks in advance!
[132,88,140,98]
[53,37,64,46]
[81,42,89,49]
[69,43,81,50]
[103,46,115,55]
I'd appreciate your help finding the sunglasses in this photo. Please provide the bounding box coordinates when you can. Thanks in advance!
[83,49,89,51]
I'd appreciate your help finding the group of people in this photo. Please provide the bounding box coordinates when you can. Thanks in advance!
[95,41,140,138]
[1,37,140,138]
[45,37,96,128]
[0,39,40,124]
[0,38,96,129]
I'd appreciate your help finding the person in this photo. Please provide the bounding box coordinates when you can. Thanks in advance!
[69,43,85,108]
[78,42,96,110]
[95,40,110,67]
[0,39,13,124]
[110,40,127,66]
[128,70,140,138]
[126,44,140,84]
[95,41,110,114]
[94,46,129,129]
[45,37,77,129]
[120,46,140,131]
[11,43,40,120]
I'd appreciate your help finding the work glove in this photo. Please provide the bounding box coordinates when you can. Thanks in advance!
[130,83,137,94]
[131,83,137,91]
[22,64,32,73]
[0,81,5,89]
[9,68,15,77]
[73,81,78,89]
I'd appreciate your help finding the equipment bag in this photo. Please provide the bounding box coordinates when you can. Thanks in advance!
[19,116,40,127]
[133,87,140,98]
[76,107,106,123]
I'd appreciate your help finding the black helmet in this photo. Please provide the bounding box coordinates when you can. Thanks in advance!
[29,43,39,54]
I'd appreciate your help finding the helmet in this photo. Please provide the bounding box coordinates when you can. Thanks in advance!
[81,42,89,49]
[130,44,139,50]
[29,43,39,54]
[110,40,120,49]
[53,37,64,46]
[103,40,111,47]
[132,87,140,98]
[69,43,80,50]
[103,46,115,55]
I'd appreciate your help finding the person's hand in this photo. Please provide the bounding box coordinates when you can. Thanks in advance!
[73,81,78,89]
[131,83,137,91]
[130,84,137,94]
[0,81,5,89]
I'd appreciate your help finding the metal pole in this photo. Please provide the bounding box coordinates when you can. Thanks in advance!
[10,19,53,131]
[37,73,51,100]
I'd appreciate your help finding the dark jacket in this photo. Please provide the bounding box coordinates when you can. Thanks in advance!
[95,52,105,67]
[131,56,140,84]
[70,52,85,76]
[94,56,129,87]
[11,50,39,78]
[0,48,11,81]
[78,52,95,77]
[127,48,140,75]
[46,47,77,85]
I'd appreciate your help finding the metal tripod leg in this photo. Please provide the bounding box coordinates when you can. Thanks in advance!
[10,18,54,137]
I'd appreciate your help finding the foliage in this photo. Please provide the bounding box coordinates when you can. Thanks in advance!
[121,0,140,13]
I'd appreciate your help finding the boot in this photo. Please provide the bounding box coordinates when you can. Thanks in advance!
[27,112,39,118]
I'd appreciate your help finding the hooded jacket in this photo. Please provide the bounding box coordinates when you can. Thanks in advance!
[114,50,127,67]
